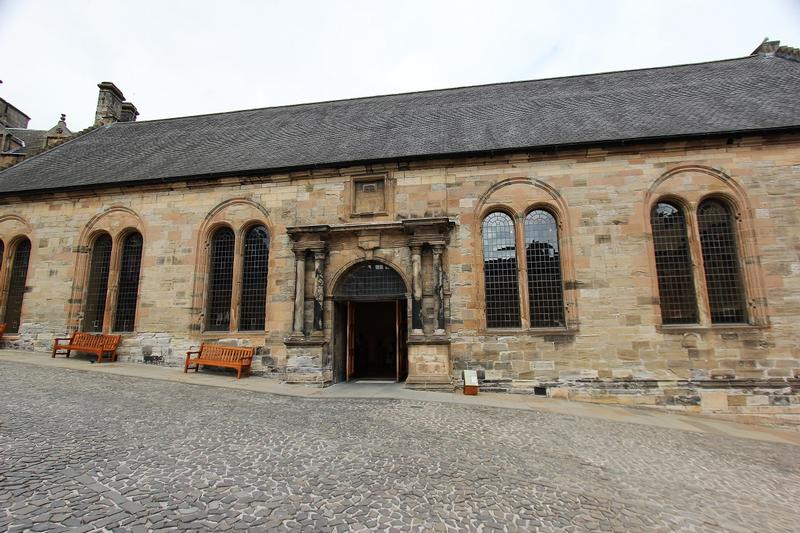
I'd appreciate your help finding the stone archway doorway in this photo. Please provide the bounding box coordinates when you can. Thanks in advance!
[332,261,408,383]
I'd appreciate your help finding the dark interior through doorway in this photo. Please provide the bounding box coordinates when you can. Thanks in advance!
[333,299,407,382]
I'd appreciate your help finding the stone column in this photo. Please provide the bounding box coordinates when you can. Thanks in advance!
[292,250,306,336]
[432,244,445,334]
[312,250,325,334]
[411,244,424,334]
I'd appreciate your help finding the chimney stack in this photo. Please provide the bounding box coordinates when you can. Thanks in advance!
[95,82,138,126]
[95,82,124,126]
[120,101,139,122]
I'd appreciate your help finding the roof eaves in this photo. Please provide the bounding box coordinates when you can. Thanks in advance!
[4,124,799,197]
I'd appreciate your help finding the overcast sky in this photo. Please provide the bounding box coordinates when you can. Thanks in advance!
[1,0,799,131]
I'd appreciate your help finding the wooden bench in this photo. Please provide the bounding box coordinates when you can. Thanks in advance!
[52,332,122,363]
[184,344,254,379]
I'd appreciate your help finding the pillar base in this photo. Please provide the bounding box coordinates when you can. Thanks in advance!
[283,336,329,385]
[405,336,452,391]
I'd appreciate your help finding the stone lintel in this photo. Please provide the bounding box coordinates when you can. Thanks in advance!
[402,217,454,245]
[291,240,327,253]
[287,224,330,240]
[287,217,454,242]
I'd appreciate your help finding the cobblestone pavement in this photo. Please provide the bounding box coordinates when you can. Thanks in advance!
[1,361,799,532]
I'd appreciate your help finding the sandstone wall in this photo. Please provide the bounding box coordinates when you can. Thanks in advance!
[0,133,797,410]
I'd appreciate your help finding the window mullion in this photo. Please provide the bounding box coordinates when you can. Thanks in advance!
[516,216,530,328]
[231,234,244,331]
[104,240,121,334]
[687,209,712,326]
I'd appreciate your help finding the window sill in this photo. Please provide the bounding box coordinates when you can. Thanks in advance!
[350,211,388,218]
[485,327,578,337]
[200,331,266,336]
[656,323,768,334]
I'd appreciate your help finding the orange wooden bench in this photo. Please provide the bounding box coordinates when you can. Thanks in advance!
[184,343,254,379]
[52,332,122,363]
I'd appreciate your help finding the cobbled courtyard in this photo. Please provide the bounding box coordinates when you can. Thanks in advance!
[1,361,799,532]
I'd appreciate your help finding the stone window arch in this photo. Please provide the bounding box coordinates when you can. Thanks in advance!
[69,206,146,334]
[240,225,270,331]
[474,178,578,332]
[645,166,767,327]
[650,201,698,324]
[113,231,144,332]
[524,208,565,328]
[697,198,747,324]
[482,211,521,328]
[206,226,236,331]
[4,237,31,333]
[0,215,34,334]
[83,232,113,332]
[194,198,273,333]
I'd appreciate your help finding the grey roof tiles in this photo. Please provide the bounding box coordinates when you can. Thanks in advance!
[0,54,798,194]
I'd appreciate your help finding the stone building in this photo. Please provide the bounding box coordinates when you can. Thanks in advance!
[0,97,73,170]
[0,41,798,410]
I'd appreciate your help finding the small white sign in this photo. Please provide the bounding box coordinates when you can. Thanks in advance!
[463,370,479,386]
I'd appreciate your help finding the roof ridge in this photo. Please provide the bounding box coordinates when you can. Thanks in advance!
[117,55,761,127]
[776,45,800,62]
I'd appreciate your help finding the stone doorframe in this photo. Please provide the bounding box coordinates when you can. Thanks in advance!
[285,217,455,389]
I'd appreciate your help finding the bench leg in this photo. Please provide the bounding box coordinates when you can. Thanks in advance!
[237,366,242,379]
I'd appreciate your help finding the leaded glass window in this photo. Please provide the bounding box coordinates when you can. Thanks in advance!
[651,202,698,324]
[483,212,521,328]
[83,234,112,332]
[335,261,406,300]
[5,238,30,333]
[240,225,270,331]
[698,199,747,324]
[524,209,565,328]
[113,232,143,332]
[206,227,235,331]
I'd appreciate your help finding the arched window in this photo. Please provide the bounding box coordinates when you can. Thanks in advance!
[482,212,520,328]
[206,227,235,331]
[239,225,270,331]
[651,202,698,324]
[4,238,30,333]
[524,209,565,327]
[698,199,747,323]
[335,261,407,300]
[83,233,112,332]
[113,232,143,332]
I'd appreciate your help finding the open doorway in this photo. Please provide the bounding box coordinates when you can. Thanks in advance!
[334,299,408,382]
[332,261,409,383]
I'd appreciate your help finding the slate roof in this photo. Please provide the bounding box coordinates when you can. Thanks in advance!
[1,53,799,194]
[3,128,47,155]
